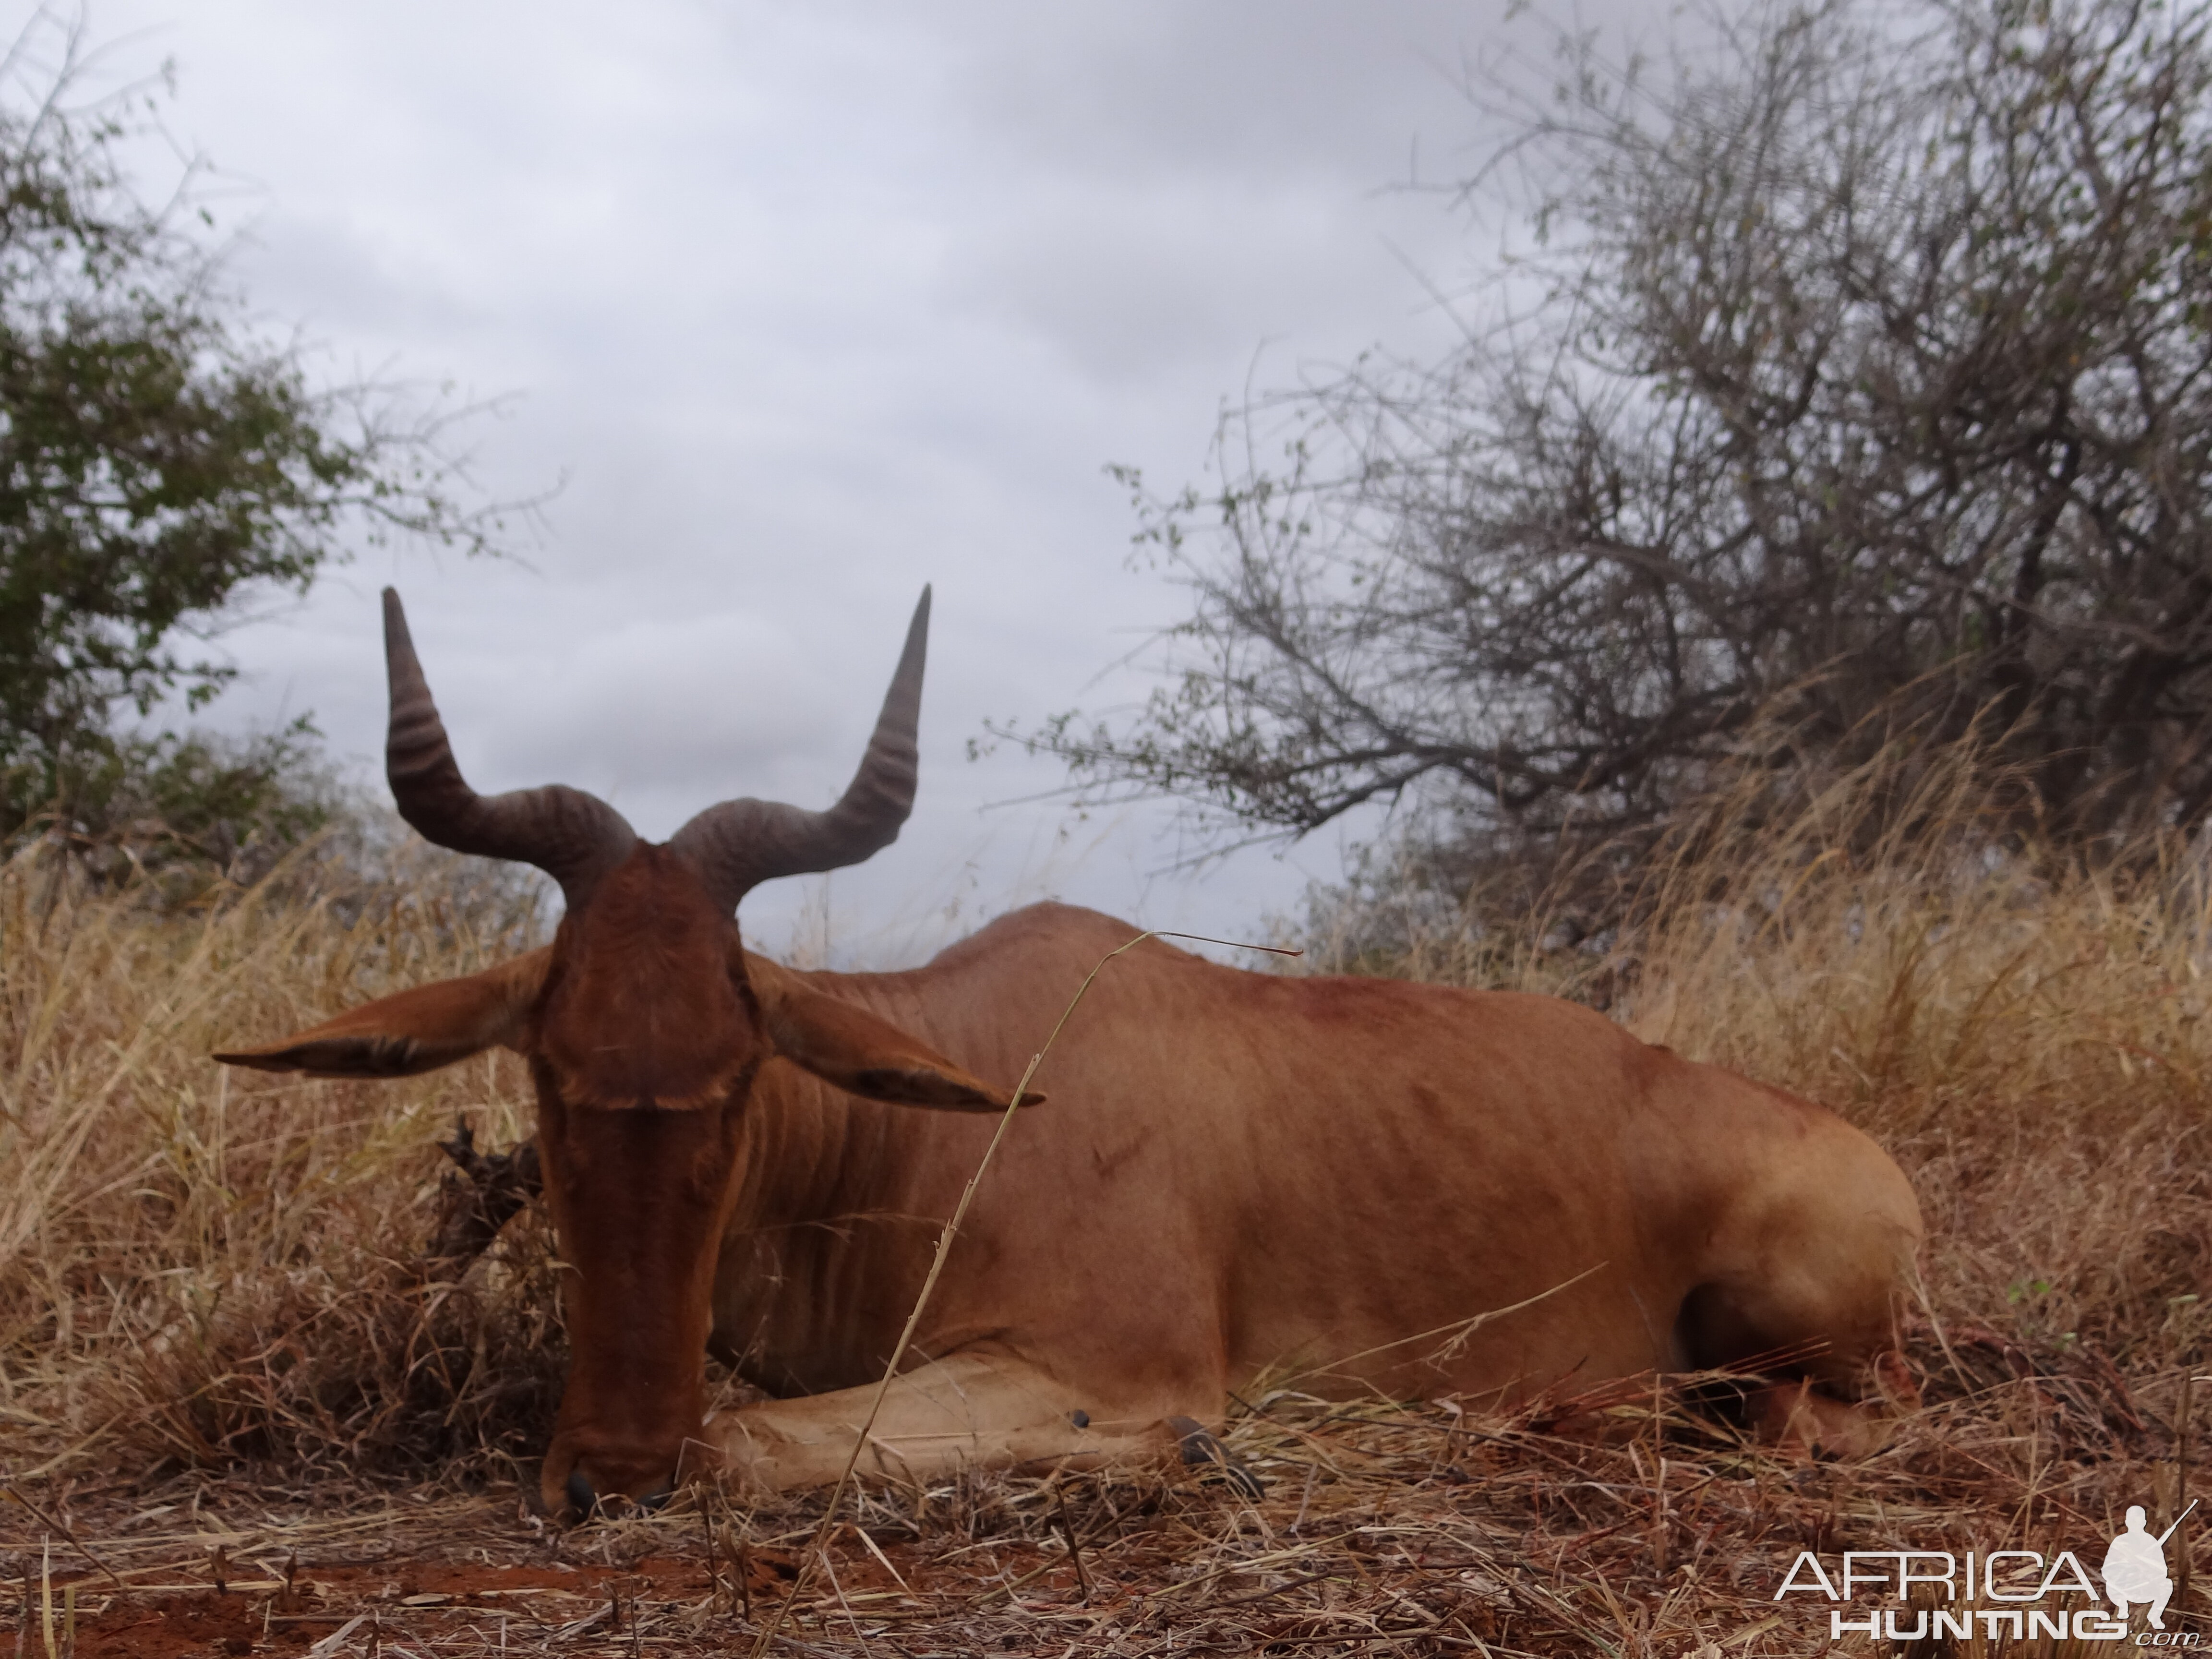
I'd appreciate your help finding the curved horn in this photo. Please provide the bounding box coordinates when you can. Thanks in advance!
[669,586,929,914]
[384,589,637,904]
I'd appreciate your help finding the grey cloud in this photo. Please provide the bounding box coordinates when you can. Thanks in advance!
[914,0,1493,183]
[90,0,1659,948]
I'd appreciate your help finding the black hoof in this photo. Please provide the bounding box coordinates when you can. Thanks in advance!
[637,1482,674,1514]
[1168,1415,1264,1500]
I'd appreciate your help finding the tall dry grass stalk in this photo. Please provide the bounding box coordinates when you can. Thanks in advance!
[0,843,565,1486]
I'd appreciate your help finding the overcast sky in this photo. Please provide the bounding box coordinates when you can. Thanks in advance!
[45,0,1576,965]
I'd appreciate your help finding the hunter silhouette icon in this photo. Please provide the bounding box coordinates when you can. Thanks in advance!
[2103,1501,2195,1628]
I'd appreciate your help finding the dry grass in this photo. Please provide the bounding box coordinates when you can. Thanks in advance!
[0,845,565,1491]
[5,745,2212,1655]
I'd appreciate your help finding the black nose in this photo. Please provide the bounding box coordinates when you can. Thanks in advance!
[565,1469,676,1522]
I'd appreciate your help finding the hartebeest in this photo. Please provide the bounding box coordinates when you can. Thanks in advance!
[218,589,1922,1516]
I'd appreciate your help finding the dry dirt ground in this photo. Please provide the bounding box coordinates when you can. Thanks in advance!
[8,1322,2204,1659]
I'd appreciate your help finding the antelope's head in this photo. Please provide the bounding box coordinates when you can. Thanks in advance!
[217,588,1025,1515]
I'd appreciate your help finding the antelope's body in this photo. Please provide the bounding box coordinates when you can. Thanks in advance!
[219,589,1922,1514]
[700,903,1918,1492]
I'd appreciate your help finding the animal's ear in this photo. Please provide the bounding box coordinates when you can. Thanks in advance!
[748,958,1039,1111]
[215,948,552,1080]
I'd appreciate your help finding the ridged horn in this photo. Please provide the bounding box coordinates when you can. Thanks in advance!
[669,586,929,914]
[384,589,637,904]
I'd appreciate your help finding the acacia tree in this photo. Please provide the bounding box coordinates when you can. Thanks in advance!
[1019,0,2212,887]
[0,12,502,847]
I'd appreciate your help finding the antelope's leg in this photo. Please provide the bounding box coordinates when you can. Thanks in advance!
[707,1352,1199,1493]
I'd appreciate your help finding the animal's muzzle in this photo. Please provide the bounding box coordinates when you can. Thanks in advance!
[565,1469,597,1518]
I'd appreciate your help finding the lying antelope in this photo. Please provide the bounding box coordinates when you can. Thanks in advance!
[218,589,1922,1515]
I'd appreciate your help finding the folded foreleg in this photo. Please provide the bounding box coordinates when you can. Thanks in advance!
[708,1352,1199,1492]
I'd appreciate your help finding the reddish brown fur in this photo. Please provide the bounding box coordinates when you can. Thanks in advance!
[536,849,764,1111]
[532,1075,752,1501]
